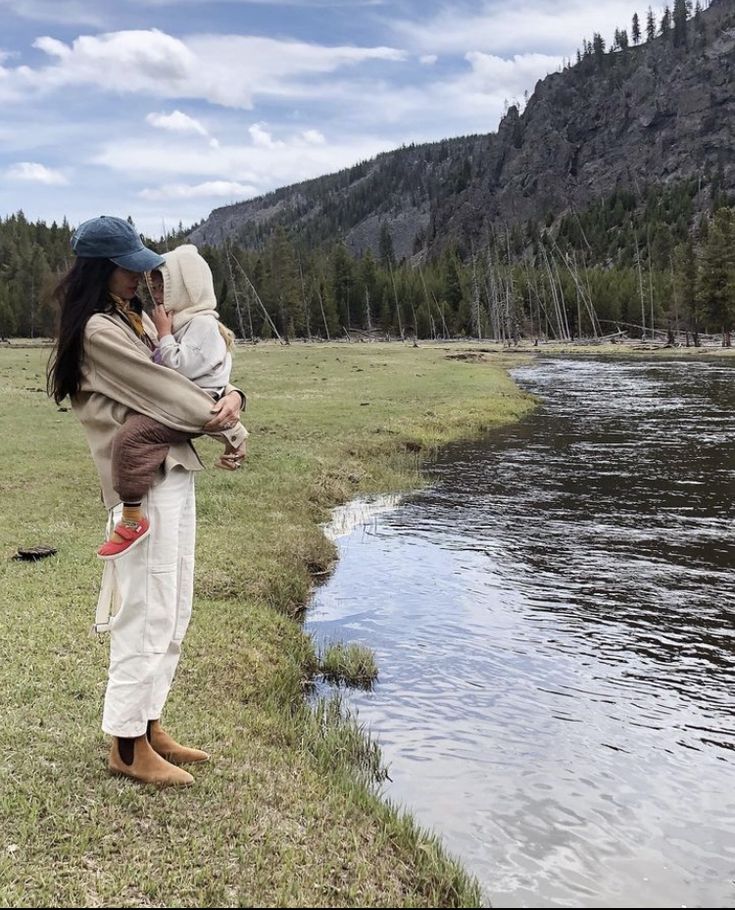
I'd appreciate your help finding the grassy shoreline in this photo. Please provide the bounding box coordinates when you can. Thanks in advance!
[0,342,535,907]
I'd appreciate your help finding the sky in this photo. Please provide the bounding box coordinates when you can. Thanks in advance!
[0,0,665,236]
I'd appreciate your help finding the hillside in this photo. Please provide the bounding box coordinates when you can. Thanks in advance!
[190,0,735,261]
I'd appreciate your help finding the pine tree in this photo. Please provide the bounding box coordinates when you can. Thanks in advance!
[675,239,699,342]
[331,241,356,330]
[378,222,395,269]
[697,209,735,346]
[693,0,707,43]
[632,12,642,44]
[673,0,689,46]
[660,6,672,35]
[646,6,656,41]
[592,32,606,63]
[440,249,464,320]
[269,227,301,338]
[0,282,17,338]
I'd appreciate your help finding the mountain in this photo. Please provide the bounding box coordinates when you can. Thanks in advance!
[189,0,735,261]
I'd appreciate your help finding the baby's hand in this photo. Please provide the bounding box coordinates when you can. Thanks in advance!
[150,303,173,338]
[215,440,247,471]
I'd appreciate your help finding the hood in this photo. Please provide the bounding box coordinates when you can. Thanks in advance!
[159,244,218,330]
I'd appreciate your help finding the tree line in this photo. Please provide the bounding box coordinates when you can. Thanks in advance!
[578,0,710,67]
[1,178,733,345]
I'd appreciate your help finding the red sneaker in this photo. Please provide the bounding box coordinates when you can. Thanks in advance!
[97,517,150,560]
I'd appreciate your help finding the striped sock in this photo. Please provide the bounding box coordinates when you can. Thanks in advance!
[122,502,143,524]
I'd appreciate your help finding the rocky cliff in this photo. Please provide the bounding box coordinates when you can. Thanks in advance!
[190,0,735,259]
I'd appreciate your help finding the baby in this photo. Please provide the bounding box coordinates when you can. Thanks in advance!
[98,244,246,560]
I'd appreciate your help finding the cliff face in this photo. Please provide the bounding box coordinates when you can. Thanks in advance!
[190,0,735,258]
[441,0,735,245]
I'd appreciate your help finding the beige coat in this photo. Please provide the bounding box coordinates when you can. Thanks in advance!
[72,309,247,509]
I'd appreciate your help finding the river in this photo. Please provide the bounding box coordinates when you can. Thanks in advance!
[307,358,735,908]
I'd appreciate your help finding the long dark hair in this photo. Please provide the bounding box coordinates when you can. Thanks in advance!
[47,257,118,404]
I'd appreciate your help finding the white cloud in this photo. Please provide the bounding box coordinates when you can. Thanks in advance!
[391,1,652,57]
[137,0,386,5]
[280,48,561,142]
[248,122,284,149]
[146,110,209,137]
[5,161,68,185]
[301,129,326,145]
[256,45,561,134]
[0,1,662,233]
[0,0,108,26]
[92,130,394,196]
[187,34,406,108]
[139,180,258,200]
[28,30,195,91]
[2,28,406,109]
[463,51,562,97]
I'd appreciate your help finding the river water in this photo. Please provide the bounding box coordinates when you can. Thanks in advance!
[307,358,735,908]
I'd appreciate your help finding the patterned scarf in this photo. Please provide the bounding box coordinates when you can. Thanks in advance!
[109,294,154,350]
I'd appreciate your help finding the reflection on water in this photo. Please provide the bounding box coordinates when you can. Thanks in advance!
[307,359,735,909]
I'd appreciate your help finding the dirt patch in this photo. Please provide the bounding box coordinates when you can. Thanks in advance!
[445,351,489,363]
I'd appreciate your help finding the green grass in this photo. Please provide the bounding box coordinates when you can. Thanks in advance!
[0,341,534,908]
[319,642,379,689]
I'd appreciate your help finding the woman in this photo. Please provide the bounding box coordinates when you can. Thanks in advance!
[47,215,247,786]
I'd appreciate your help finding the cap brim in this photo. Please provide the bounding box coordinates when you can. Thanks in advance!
[110,248,166,272]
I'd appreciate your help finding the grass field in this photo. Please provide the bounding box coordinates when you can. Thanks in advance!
[0,341,534,907]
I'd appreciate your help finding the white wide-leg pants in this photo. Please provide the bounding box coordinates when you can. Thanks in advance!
[100,467,196,738]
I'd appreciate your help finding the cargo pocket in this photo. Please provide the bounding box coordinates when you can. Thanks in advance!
[143,566,177,654]
[173,555,195,642]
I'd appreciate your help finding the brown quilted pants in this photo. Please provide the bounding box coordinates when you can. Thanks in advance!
[112,413,194,503]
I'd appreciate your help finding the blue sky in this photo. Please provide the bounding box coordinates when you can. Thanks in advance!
[0,0,659,236]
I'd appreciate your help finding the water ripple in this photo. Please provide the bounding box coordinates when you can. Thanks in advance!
[308,358,735,908]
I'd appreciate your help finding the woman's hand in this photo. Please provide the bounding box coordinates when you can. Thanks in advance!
[150,303,173,338]
[203,390,243,432]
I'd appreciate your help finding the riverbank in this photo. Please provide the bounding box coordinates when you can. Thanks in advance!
[422,338,735,359]
[516,340,735,358]
[6,335,735,359]
[0,342,533,907]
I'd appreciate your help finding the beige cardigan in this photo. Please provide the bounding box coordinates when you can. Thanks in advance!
[71,310,247,509]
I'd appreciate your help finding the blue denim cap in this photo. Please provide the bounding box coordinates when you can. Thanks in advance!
[71,215,165,272]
